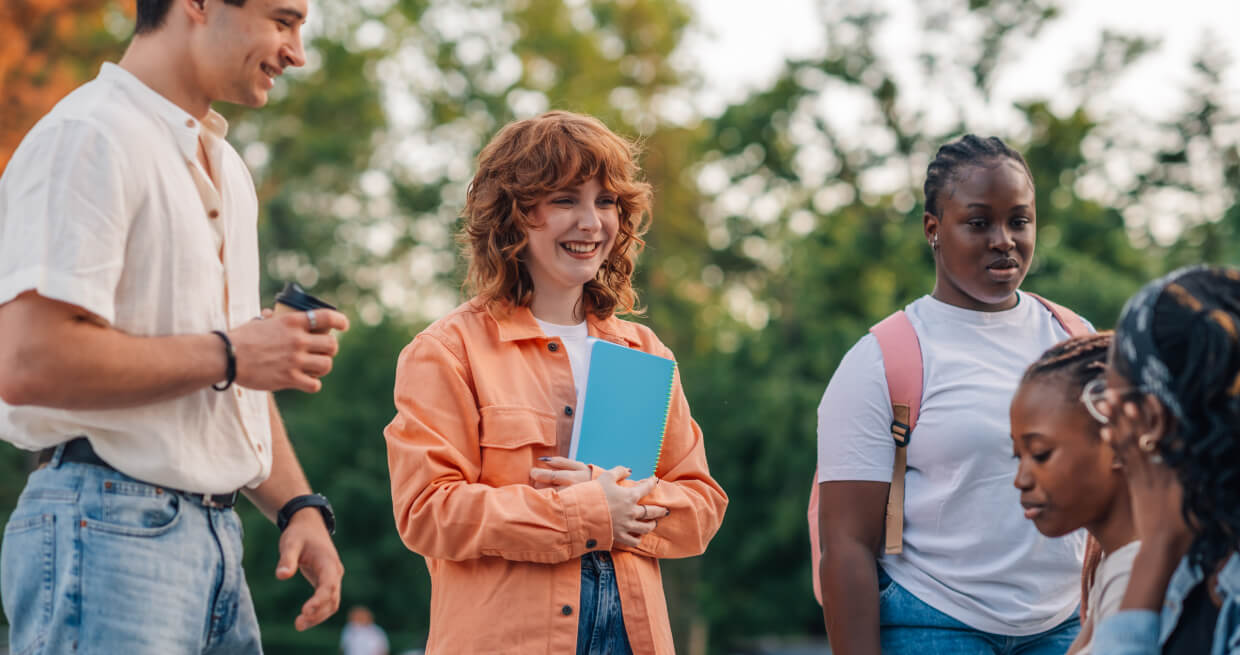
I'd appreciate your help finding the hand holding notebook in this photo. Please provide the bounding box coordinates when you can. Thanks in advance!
[569,337,676,478]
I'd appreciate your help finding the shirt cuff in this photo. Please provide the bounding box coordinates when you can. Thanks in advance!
[0,266,117,325]
[558,479,613,554]
[1093,609,1161,654]
[816,465,893,483]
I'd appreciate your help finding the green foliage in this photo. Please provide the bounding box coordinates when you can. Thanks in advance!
[240,319,432,653]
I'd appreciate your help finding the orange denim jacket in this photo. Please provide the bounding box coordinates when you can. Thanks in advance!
[385,299,728,654]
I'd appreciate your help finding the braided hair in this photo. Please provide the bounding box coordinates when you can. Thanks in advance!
[924,135,1034,217]
[1022,333,1114,623]
[1023,333,1113,402]
[1121,267,1240,569]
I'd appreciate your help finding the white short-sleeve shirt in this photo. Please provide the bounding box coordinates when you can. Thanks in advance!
[817,292,1088,635]
[0,63,272,494]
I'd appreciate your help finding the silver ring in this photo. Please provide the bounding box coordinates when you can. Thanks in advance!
[640,505,648,520]
[306,310,318,331]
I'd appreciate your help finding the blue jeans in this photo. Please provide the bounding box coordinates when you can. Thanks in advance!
[0,449,262,654]
[577,552,632,655]
[878,568,1080,655]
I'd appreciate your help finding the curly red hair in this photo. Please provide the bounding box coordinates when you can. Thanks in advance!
[461,111,653,318]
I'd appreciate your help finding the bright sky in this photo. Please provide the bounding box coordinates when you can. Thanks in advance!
[683,0,1240,123]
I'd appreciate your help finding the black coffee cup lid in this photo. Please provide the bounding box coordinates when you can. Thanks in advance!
[275,282,337,311]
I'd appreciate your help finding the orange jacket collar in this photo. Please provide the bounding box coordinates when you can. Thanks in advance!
[485,300,643,348]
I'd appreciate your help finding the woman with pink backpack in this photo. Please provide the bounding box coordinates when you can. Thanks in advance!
[812,135,1091,654]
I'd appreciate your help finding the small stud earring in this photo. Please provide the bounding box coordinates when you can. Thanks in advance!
[1138,434,1164,463]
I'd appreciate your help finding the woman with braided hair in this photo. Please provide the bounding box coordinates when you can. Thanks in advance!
[1087,265,1240,654]
[1011,333,1138,655]
[816,134,1089,654]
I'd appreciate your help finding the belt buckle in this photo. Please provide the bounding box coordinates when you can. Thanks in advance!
[198,491,238,509]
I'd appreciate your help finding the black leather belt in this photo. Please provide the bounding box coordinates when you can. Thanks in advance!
[38,437,240,509]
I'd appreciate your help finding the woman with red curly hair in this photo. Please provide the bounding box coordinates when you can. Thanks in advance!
[384,111,728,655]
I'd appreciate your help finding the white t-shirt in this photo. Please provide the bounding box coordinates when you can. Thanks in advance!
[817,292,1087,635]
[535,317,590,401]
[1078,540,1141,655]
[0,63,271,493]
[340,622,389,655]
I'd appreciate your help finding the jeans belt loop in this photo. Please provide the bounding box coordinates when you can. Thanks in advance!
[49,441,69,469]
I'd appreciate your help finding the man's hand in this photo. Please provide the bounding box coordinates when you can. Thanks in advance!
[229,309,350,393]
[275,509,344,631]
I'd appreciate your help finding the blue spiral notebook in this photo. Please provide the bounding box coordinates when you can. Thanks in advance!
[569,337,676,478]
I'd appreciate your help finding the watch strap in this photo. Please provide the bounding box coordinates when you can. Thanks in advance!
[277,493,335,536]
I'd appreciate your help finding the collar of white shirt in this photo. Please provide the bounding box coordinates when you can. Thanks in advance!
[98,62,230,163]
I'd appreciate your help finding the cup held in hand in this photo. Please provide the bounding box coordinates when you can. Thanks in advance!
[274,282,337,332]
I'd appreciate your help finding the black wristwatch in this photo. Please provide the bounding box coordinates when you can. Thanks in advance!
[276,493,335,536]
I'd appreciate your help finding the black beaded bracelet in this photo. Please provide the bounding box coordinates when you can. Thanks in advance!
[211,330,236,391]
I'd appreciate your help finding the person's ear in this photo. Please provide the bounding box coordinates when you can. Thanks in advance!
[184,0,208,24]
[923,211,940,250]
[1140,393,1170,439]
[1124,392,1171,450]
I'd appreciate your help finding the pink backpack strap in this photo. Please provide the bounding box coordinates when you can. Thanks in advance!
[809,310,923,605]
[1024,291,1090,337]
[870,311,923,447]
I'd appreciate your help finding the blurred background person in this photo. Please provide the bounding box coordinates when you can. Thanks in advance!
[341,606,389,655]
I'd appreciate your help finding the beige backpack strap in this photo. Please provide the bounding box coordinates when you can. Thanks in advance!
[885,404,912,554]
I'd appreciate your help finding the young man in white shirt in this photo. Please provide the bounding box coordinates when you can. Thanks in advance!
[0,0,350,652]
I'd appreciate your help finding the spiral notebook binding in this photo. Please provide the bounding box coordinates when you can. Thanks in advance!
[652,362,676,476]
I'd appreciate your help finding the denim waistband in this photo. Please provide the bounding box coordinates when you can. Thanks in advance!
[39,438,239,509]
[582,551,614,572]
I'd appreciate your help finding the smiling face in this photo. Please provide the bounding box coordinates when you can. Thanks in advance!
[194,0,308,107]
[925,159,1035,311]
[523,177,619,311]
[1011,379,1125,538]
